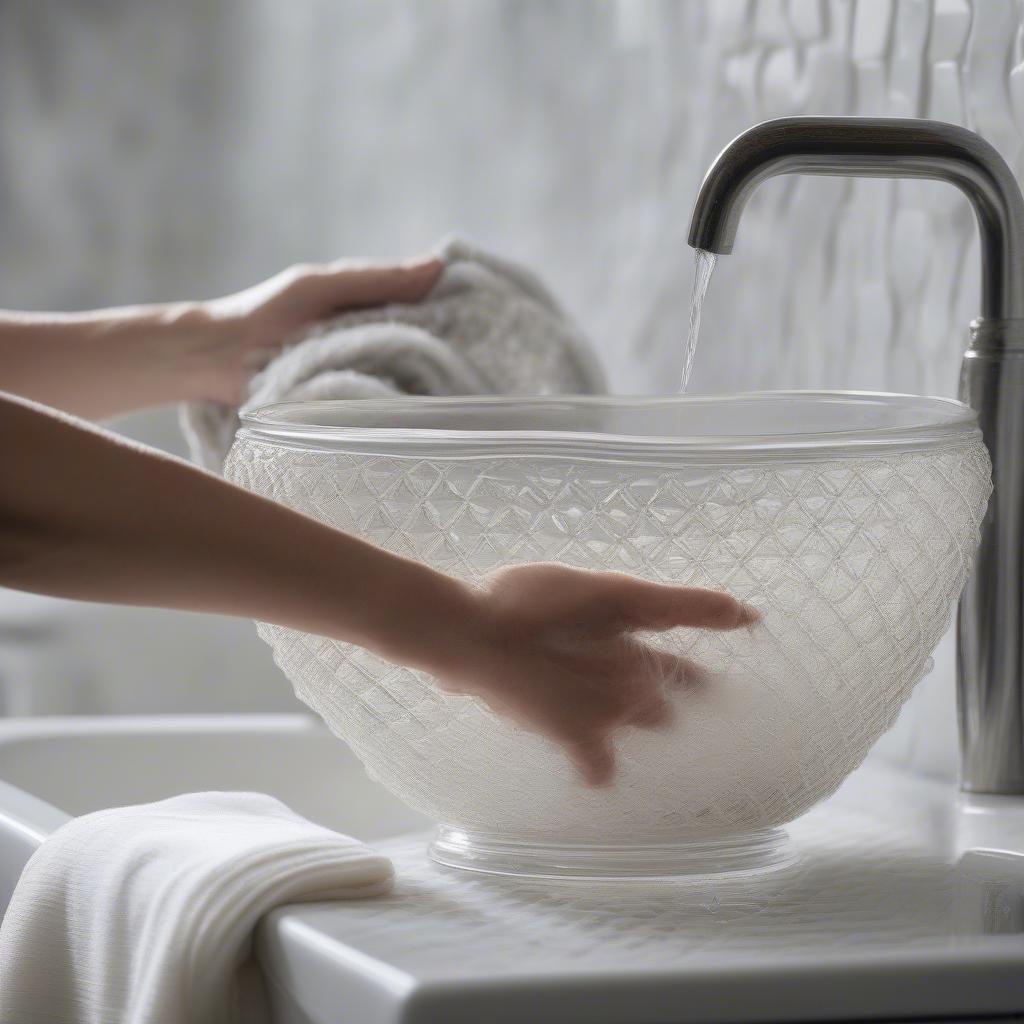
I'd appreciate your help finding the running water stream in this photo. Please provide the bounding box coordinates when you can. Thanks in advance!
[679,248,716,392]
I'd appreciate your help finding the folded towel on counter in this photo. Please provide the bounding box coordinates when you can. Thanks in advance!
[181,236,606,470]
[0,792,393,1024]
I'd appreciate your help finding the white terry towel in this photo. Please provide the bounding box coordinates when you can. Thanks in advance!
[181,236,606,470]
[0,792,393,1024]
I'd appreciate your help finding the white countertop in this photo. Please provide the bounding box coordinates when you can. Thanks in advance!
[1,715,1019,1024]
[256,761,1024,1024]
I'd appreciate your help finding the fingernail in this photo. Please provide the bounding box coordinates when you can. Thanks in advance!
[737,603,762,627]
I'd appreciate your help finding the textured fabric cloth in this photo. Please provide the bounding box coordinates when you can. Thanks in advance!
[181,237,605,470]
[0,792,393,1024]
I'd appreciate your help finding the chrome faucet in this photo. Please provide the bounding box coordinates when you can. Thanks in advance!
[688,117,1024,794]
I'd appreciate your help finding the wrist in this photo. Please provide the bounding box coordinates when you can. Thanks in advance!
[85,301,230,406]
[133,302,238,404]
[359,558,484,677]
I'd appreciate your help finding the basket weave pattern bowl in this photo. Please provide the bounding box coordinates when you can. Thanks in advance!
[226,393,990,877]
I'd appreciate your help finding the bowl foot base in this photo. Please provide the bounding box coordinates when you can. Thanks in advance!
[429,825,796,880]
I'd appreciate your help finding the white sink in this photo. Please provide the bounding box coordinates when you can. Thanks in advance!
[1,716,1022,1024]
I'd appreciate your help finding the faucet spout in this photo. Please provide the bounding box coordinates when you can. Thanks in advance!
[687,117,1024,321]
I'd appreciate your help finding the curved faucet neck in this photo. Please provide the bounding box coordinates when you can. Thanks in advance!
[687,117,1024,321]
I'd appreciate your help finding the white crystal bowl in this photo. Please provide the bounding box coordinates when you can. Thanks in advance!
[226,392,991,879]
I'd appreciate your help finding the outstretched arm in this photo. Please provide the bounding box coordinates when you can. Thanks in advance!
[0,255,442,420]
[0,391,757,785]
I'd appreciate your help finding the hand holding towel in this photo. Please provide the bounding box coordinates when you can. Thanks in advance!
[181,237,605,470]
[0,792,392,1024]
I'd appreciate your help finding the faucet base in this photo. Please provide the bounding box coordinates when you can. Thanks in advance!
[958,317,1024,795]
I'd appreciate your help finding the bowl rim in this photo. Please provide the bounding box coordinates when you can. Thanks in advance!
[236,390,981,462]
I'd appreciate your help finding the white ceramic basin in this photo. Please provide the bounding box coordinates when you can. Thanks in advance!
[0,715,1021,1024]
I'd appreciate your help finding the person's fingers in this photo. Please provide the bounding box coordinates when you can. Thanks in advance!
[616,577,761,632]
[676,656,708,688]
[241,346,285,371]
[636,646,707,690]
[567,736,616,787]
[626,694,674,729]
[298,256,442,311]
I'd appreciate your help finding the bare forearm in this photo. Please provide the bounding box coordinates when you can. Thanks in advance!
[0,392,470,666]
[0,255,443,422]
[0,305,220,420]
[0,395,760,788]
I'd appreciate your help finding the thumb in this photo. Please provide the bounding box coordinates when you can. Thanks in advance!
[300,256,443,312]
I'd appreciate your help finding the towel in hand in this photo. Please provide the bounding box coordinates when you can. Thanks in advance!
[181,236,606,470]
[0,792,393,1024]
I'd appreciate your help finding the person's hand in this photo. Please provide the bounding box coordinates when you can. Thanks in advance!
[190,254,443,404]
[424,563,760,787]
[0,252,442,419]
